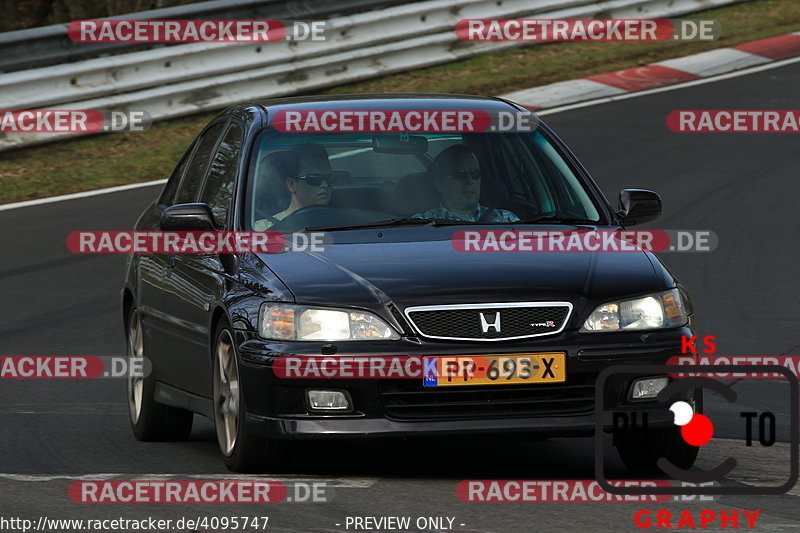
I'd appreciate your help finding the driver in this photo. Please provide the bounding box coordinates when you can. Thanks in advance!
[254,145,334,230]
[413,145,519,222]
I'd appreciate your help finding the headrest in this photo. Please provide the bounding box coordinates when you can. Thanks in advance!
[254,150,296,217]
[393,171,439,216]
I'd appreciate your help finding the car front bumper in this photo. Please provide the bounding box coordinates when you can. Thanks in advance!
[235,325,697,440]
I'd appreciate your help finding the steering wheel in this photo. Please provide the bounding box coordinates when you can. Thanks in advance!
[282,204,329,219]
[267,204,331,231]
[476,206,498,223]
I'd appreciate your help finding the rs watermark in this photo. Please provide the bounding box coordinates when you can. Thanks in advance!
[68,20,328,42]
[68,480,332,504]
[456,19,721,42]
[452,230,717,253]
[66,231,329,254]
[0,110,150,133]
[271,109,540,133]
[0,356,150,379]
[668,110,800,132]
[273,354,561,383]
[456,480,717,502]
[667,355,800,379]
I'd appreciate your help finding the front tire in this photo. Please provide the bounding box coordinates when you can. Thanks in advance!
[615,425,699,474]
[127,307,193,441]
[212,320,284,472]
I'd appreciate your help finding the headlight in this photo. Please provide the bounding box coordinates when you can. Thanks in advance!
[258,303,400,341]
[581,288,688,332]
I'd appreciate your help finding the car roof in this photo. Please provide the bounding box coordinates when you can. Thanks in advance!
[244,93,528,122]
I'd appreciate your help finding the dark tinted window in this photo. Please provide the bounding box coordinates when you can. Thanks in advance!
[175,122,225,204]
[159,145,194,206]
[248,130,601,231]
[201,122,244,227]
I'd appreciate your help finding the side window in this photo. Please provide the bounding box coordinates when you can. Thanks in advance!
[496,138,529,196]
[200,122,244,227]
[531,132,600,219]
[175,122,226,204]
[159,144,195,206]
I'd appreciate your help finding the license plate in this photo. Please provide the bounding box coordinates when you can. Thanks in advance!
[423,352,566,387]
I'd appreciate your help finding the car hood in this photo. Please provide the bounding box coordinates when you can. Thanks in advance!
[255,230,672,314]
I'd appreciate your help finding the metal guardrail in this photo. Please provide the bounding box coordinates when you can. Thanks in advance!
[0,0,410,73]
[0,0,744,151]
[1,0,605,111]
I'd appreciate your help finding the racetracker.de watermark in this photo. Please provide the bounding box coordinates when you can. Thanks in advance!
[68,19,328,42]
[457,480,682,502]
[0,356,150,379]
[666,355,800,378]
[452,230,717,253]
[271,109,539,133]
[456,19,720,42]
[69,481,286,503]
[668,110,800,132]
[66,231,329,254]
[68,480,332,504]
[273,355,563,383]
[0,110,151,133]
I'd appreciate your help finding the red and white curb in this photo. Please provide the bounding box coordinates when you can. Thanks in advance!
[501,32,800,110]
[2,32,800,212]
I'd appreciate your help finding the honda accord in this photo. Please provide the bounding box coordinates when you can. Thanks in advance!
[122,94,698,472]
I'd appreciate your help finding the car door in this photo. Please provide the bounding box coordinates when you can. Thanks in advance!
[137,142,195,377]
[162,120,245,397]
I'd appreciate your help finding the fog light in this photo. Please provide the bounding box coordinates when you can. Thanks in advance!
[630,376,668,400]
[307,390,351,411]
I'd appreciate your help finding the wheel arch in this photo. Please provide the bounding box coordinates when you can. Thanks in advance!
[122,288,135,330]
[209,305,230,359]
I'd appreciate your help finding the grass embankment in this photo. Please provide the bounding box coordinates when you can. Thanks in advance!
[1,0,797,204]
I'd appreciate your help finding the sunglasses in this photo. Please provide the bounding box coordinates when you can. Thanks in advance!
[293,172,336,186]
[447,169,481,182]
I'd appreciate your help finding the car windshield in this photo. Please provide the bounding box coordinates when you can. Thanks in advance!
[246,129,603,232]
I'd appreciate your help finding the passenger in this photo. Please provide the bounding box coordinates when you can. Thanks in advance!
[413,145,519,222]
[254,145,334,230]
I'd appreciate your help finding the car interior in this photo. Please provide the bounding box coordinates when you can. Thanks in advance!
[249,131,600,230]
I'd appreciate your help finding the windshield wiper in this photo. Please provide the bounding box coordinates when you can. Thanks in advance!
[511,215,600,225]
[303,217,480,231]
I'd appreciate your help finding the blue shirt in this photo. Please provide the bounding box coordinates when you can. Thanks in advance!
[414,204,520,223]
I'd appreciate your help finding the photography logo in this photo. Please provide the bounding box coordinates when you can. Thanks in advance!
[670,400,713,445]
[594,364,798,496]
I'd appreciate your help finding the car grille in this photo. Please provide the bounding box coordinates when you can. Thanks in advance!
[381,378,594,420]
[405,303,571,341]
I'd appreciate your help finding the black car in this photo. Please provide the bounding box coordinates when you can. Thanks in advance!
[122,94,698,472]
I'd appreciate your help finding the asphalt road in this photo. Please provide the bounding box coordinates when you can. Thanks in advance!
[1,60,799,532]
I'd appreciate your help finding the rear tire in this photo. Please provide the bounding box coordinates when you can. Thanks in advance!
[212,319,284,473]
[127,307,193,441]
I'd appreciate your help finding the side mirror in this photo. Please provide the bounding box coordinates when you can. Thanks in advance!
[160,203,215,231]
[617,189,662,226]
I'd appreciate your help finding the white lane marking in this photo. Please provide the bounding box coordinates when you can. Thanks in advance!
[0,179,166,213]
[0,473,377,488]
[2,54,799,212]
[536,56,800,116]
[0,403,126,415]
[0,473,120,482]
